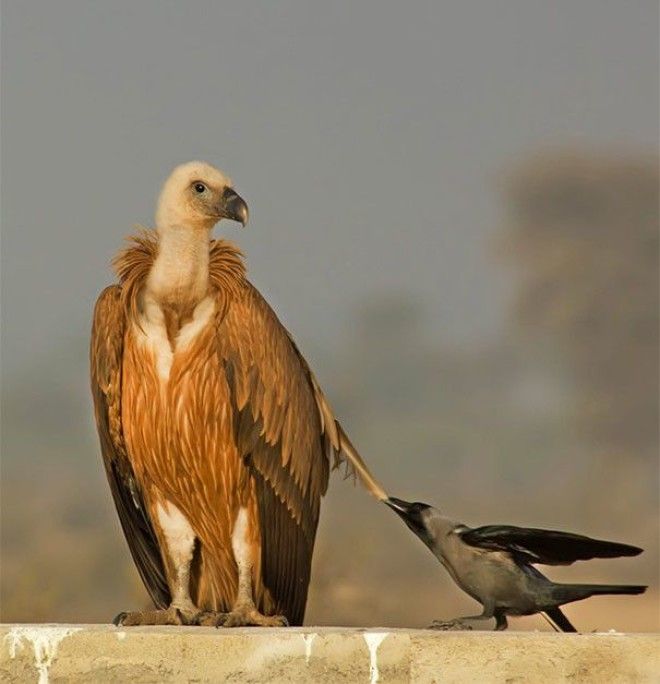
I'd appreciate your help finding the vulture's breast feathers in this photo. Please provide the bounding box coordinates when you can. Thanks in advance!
[112,231,251,519]
[113,230,247,380]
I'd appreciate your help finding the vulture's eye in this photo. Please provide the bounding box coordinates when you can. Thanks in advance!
[193,183,206,194]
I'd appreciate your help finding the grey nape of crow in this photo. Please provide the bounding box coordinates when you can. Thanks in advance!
[385,497,646,632]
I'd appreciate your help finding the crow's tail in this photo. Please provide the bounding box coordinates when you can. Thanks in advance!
[553,583,646,605]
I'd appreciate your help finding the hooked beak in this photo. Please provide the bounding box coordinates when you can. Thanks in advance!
[219,187,249,226]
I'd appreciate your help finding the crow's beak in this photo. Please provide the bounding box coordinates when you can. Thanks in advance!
[384,496,428,536]
[219,187,249,226]
[385,496,414,516]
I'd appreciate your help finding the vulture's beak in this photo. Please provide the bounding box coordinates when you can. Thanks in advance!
[219,187,249,226]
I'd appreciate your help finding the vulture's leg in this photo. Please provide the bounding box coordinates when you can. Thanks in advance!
[216,507,288,628]
[115,501,202,627]
[429,602,496,631]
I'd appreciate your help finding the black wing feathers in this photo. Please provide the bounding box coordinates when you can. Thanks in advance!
[104,457,170,608]
[249,465,316,626]
[460,524,643,566]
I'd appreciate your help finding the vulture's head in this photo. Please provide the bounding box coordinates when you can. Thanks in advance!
[155,161,248,231]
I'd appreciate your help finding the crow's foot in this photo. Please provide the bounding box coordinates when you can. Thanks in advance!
[428,618,473,631]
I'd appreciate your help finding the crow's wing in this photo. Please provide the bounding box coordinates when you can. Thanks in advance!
[460,525,642,565]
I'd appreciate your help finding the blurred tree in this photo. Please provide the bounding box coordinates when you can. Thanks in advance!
[502,151,659,462]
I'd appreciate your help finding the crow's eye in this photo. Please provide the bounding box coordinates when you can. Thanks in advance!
[194,183,206,194]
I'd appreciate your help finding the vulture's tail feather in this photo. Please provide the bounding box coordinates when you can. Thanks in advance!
[298,352,388,501]
[336,422,388,501]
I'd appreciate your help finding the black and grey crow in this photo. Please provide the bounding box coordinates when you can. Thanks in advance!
[385,497,646,632]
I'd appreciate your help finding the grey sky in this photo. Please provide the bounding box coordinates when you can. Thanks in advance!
[2,1,658,384]
[2,1,658,631]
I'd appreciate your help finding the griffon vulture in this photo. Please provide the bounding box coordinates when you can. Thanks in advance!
[91,161,385,627]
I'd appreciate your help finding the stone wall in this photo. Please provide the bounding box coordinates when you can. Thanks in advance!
[1,625,658,683]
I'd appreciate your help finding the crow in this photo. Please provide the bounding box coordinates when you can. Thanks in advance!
[385,497,646,632]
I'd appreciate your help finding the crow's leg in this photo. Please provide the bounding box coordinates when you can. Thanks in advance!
[493,609,508,631]
[544,607,577,633]
[429,603,496,631]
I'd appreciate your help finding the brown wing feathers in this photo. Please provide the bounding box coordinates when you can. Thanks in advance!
[95,234,385,624]
[220,285,331,623]
[219,280,392,623]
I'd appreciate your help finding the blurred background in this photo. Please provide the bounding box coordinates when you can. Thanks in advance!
[1,2,657,631]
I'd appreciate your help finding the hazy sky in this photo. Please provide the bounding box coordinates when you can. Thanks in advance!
[2,1,658,384]
[2,1,658,632]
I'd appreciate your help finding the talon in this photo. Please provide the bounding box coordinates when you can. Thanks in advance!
[197,612,227,627]
[220,607,288,627]
[193,610,229,627]
[109,606,197,627]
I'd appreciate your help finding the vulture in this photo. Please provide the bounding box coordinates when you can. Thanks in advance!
[91,161,385,627]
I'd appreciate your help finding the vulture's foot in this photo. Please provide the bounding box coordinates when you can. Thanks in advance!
[216,605,289,628]
[193,610,229,627]
[113,605,199,627]
[428,618,473,631]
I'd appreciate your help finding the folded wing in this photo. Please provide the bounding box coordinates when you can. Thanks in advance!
[460,524,643,566]
[218,282,349,624]
[90,285,170,608]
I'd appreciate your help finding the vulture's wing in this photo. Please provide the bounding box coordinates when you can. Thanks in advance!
[91,285,170,608]
[460,524,643,566]
[219,283,349,625]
